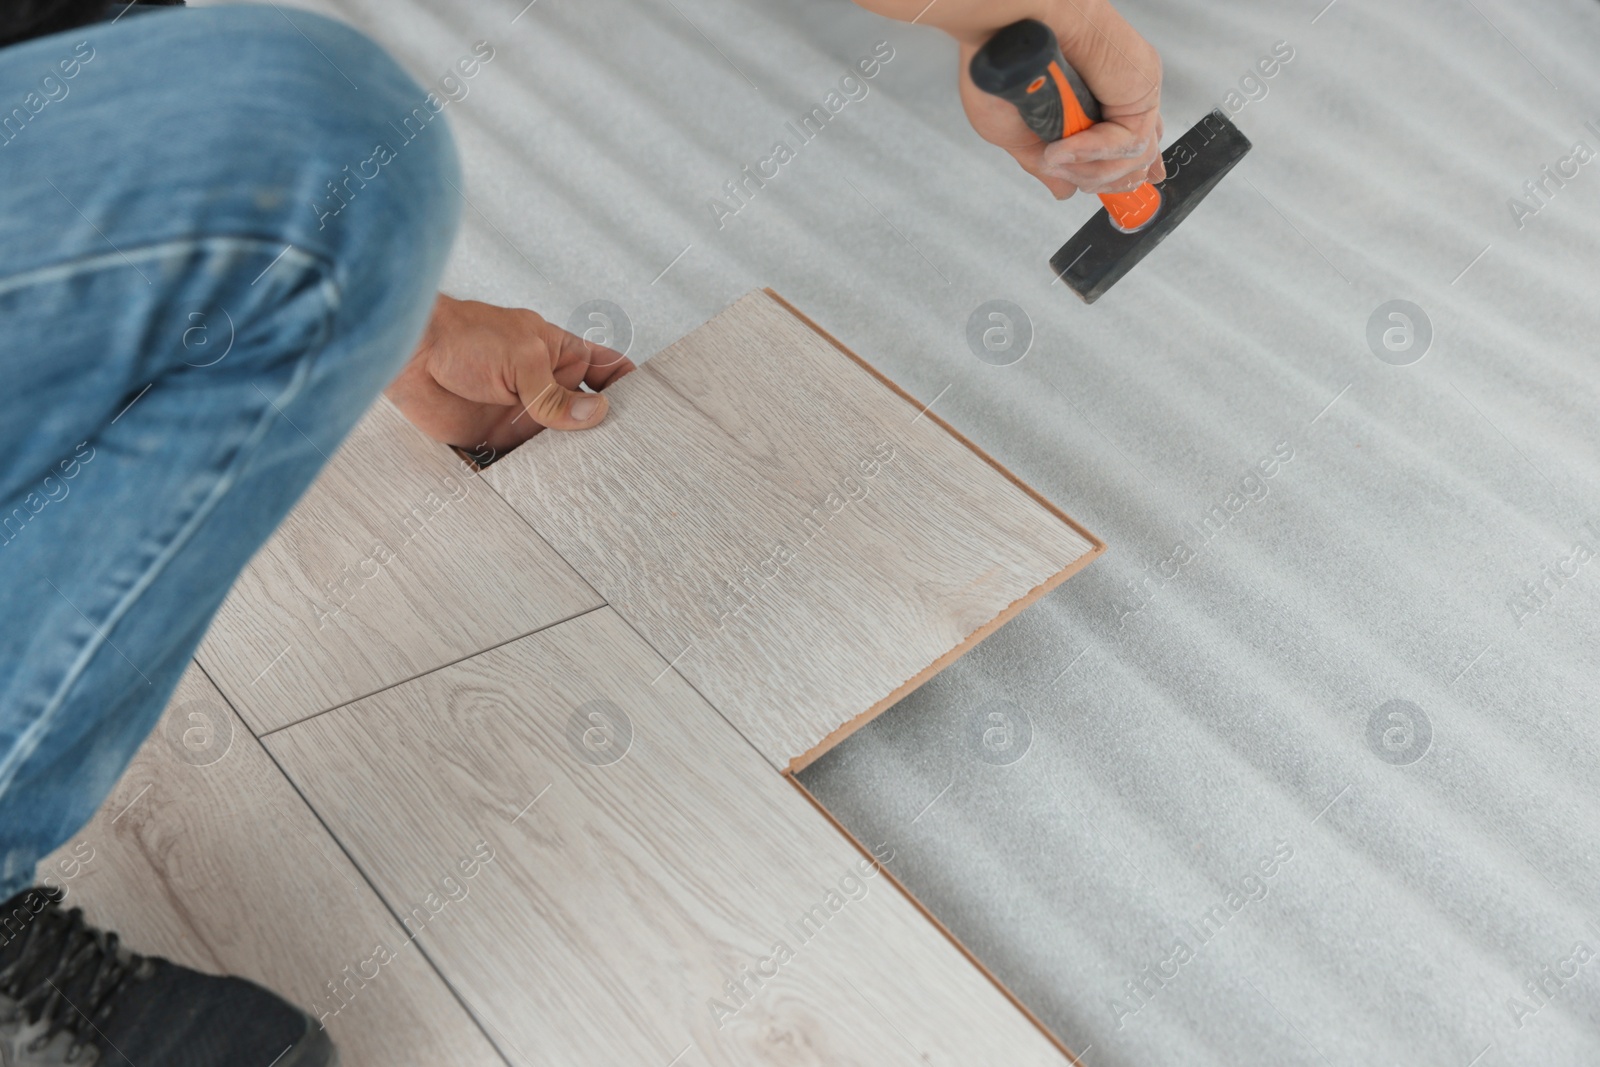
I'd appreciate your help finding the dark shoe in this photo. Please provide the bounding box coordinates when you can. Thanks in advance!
[0,887,336,1066]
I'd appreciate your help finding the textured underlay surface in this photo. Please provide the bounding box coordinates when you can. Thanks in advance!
[272,0,1600,1062]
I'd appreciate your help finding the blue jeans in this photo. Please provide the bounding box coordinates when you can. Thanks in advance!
[0,5,461,894]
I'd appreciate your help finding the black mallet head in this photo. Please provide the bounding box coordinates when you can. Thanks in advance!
[1053,110,1252,303]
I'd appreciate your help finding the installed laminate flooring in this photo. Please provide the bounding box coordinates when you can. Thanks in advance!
[197,396,601,734]
[265,607,1070,1066]
[486,290,1100,769]
[44,665,505,1067]
[81,291,1098,1061]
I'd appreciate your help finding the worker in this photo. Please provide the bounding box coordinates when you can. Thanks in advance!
[0,1,1161,1062]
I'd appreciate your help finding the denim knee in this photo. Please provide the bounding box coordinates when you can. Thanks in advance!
[187,5,463,289]
[2,3,460,294]
[149,6,461,389]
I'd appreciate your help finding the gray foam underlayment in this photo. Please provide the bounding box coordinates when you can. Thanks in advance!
[280,0,1600,1062]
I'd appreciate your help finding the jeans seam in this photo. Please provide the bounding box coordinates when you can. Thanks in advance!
[0,236,337,300]
[0,257,343,799]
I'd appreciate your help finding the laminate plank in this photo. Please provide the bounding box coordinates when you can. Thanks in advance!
[484,291,1100,769]
[198,396,601,734]
[265,608,1072,1066]
[42,664,506,1067]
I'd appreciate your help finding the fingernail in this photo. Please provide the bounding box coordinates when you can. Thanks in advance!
[571,395,600,422]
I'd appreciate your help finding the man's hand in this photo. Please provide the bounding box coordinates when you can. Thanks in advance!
[386,295,635,453]
[854,0,1164,199]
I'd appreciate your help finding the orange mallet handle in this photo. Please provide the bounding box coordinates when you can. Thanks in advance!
[970,19,1161,233]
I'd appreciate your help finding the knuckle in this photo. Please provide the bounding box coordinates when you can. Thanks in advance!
[526,383,565,423]
[534,395,566,423]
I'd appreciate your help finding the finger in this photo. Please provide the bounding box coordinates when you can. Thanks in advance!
[552,340,593,394]
[551,327,635,390]
[581,335,632,372]
[1042,130,1163,193]
[993,140,1079,199]
[1007,149,1080,199]
[1039,114,1161,189]
[988,88,1160,194]
[1030,170,1081,201]
[583,343,635,389]
[511,354,609,433]
[1050,156,1161,193]
[1040,119,1157,167]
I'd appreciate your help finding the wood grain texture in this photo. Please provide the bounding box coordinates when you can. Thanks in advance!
[485,290,1100,768]
[198,397,601,734]
[42,665,506,1067]
[266,609,1072,1067]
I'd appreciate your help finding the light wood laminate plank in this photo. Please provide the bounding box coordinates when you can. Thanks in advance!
[42,664,507,1067]
[198,396,601,734]
[485,290,1100,769]
[266,608,1072,1066]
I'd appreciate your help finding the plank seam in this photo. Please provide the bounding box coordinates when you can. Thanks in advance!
[190,659,520,1067]
[253,602,610,738]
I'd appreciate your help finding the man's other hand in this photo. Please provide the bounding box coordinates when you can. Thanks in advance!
[855,0,1165,200]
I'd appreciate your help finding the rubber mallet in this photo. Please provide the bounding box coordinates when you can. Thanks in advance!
[970,19,1251,303]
